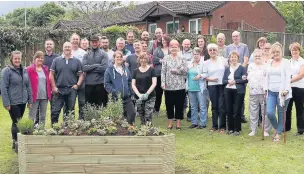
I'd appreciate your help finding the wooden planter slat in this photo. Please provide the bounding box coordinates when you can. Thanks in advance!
[18,134,175,174]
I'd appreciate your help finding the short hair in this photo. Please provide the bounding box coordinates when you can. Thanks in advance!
[127,30,134,36]
[273,42,282,48]
[70,33,80,40]
[271,43,283,55]
[45,38,54,44]
[169,39,179,47]
[207,43,218,50]
[33,51,44,62]
[232,31,240,36]
[116,37,125,43]
[81,38,89,42]
[289,42,302,52]
[217,33,225,39]
[10,50,22,64]
[140,41,148,46]
[256,37,267,49]
[139,53,149,62]
[192,47,201,54]
[228,51,239,60]
[253,49,263,57]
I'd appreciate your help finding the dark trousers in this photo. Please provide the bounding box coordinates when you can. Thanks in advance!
[208,85,226,129]
[51,88,77,124]
[77,84,85,120]
[123,97,136,125]
[164,89,186,120]
[286,87,304,133]
[224,88,245,132]
[85,84,108,107]
[9,104,26,141]
[154,76,163,112]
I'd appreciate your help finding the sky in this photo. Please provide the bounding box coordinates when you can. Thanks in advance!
[0,1,149,16]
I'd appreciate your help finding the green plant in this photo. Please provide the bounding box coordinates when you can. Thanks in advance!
[82,103,102,121]
[44,128,57,136]
[266,32,277,44]
[210,35,217,44]
[106,125,117,134]
[101,93,123,122]
[87,127,97,135]
[16,117,34,135]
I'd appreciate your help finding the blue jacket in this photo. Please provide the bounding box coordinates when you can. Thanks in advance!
[104,65,132,99]
[1,65,33,108]
[222,65,248,94]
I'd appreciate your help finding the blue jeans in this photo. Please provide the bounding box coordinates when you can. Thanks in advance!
[266,91,290,134]
[188,90,207,126]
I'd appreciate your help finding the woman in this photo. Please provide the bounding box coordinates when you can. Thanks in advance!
[104,51,136,128]
[153,35,171,116]
[223,51,247,136]
[132,54,157,125]
[186,47,208,129]
[27,51,52,128]
[286,42,304,135]
[196,35,210,61]
[1,50,32,152]
[247,49,272,136]
[249,37,267,64]
[161,40,187,130]
[264,44,292,142]
[262,43,272,63]
[202,43,227,133]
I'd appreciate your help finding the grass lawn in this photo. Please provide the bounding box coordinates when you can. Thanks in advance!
[0,95,304,174]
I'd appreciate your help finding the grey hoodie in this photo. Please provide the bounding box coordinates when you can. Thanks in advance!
[1,65,33,108]
[82,48,109,85]
[153,47,167,76]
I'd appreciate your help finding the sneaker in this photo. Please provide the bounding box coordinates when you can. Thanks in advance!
[264,132,270,137]
[294,132,303,136]
[234,131,240,136]
[189,124,198,129]
[227,130,234,135]
[248,131,256,136]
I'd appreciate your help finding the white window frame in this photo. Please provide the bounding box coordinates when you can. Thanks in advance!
[149,23,157,33]
[166,20,179,34]
[188,18,202,34]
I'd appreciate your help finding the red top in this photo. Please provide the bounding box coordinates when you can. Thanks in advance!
[26,64,52,102]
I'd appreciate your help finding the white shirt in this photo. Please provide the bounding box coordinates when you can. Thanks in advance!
[290,57,304,88]
[104,50,114,66]
[203,57,228,86]
[72,48,87,62]
[226,66,237,89]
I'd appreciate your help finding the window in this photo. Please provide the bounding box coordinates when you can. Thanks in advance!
[149,23,157,33]
[189,18,202,34]
[166,21,179,34]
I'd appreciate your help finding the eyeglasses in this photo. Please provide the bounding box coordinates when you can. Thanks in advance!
[208,49,217,52]
[264,48,271,50]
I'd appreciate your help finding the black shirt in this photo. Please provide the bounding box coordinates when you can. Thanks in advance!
[44,52,59,70]
[132,67,156,99]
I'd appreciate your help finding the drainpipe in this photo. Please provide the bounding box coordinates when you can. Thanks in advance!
[173,16,175,34]
[146,20,148,31]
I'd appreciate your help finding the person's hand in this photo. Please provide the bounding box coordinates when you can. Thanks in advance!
[242,75,247,80]
[213,78,219,82]
[243,57,249,66]
[264,90,268,99]
[27,104,32,109]
[281,90,289,97]
[228,80,235,85]
[159,59,163,63]
[161,83,166,90]
[193,74,201,81]
[52,87,58,93]
[141,93,149,100]
[137,93,143,99]
[72,84,79,90]
[6,105,11,111]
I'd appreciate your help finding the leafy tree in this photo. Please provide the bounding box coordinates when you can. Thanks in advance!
[5,7,37,27]
[275,1,304,33]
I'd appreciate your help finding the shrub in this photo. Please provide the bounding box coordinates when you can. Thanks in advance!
[82,103,102,121]
[101,93,123,122]
[16,117,34,135]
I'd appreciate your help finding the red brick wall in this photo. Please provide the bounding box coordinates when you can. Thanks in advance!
[211,1,286,32]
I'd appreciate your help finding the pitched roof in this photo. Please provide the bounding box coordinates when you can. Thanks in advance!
[53,1,225,29]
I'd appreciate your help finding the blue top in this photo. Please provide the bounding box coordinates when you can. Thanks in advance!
[188,67,200,91]
[224,43,249,64]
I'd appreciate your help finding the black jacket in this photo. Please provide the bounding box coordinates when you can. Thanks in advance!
[222,65,248,94]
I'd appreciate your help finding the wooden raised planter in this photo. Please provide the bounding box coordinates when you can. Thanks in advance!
[18,133,175,174]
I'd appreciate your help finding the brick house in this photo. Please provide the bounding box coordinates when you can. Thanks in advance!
[53,1,286,34]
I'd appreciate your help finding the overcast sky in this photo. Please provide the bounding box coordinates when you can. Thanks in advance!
[0,1,149,16]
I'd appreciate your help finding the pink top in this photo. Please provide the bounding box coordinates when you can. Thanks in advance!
[27,64,52,102]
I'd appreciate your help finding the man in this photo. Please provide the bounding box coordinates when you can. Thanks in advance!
[101,36,114,66]
[34,39,59,125]
[70,33,87,119]
[49,42,84,124]
[125,31,135,54]
[182,39,193,63]
[141,31,150,43]
[224,31,250,123]
[112,37,131,60]
[125,40,144,77]
[83,35,109,107]
[80,38,90,52]
[217,33,226,57]
[149,28,163,54]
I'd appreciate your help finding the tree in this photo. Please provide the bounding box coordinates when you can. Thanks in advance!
[59,1,126,28]
[5,7,37,27]
[275,1,304,33]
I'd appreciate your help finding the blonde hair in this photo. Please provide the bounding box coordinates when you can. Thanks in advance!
[207,43,218,50]
[289,42,302,52]
[70,33,80,41]
[113,51,123,63]
[228,51,239,60]
[33,51,44,62]
[10,50,22,64]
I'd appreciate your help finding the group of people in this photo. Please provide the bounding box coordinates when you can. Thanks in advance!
[2,28,304,152]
